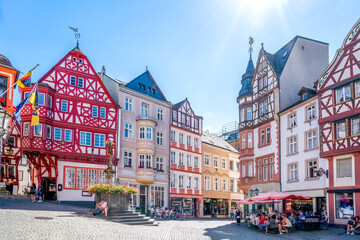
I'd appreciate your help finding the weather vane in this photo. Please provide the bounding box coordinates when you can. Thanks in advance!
[69,26,80,47]
[249,36,254,60]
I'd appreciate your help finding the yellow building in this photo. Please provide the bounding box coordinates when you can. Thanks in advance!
[201,132,241,218]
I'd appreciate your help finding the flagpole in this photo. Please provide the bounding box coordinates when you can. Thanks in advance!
[0,64,39,98]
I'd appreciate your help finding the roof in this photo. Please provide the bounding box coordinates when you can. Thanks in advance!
[71,46,84,54]
[263,36,328,78]
[297,87,316,96]
[125,70,168,102]
[202,131,238,153]
[238,58,254,97]
[0,54,17,70]
[173,99,186,108]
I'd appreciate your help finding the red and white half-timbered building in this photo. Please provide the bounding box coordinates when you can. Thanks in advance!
[20,46,117,206]
[317,19,360,224]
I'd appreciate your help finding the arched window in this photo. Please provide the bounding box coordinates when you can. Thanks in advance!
[248,161,253,177]
[242,162,246,177]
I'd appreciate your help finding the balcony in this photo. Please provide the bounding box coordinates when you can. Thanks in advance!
[136,115,157,126]
[135,167,155,184]
[239,148,254,157]
[238,176,255,193]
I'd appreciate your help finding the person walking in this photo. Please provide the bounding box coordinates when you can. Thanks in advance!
[230,208,235,221]
[30,183,36,203]
[37,184,43,202]
[214,206,218,218]
[236,208,241,225]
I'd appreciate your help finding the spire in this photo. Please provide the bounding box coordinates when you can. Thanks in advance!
[238,37,255,97]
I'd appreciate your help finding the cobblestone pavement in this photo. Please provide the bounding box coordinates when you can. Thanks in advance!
[0,196,356,240]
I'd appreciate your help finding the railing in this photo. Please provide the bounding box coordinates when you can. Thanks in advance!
[136,115,158,123]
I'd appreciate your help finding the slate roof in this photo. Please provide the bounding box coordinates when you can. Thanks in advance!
[202,131,238,153]
[0,54,17,70]
[238,58,255,97]
[125,70,168,102]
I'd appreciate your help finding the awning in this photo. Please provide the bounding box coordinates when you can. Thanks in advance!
[247,191,310,201]
[236,199,281,204]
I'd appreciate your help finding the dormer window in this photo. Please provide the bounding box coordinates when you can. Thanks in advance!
[336,84,351,104]
[148,87,152,93]
[303,93,308,100]
[73,57,77,61]
[79,59,83,63]
[138,83,142,89]
[152,89,155,94]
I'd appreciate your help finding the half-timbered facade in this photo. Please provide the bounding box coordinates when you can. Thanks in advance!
[316,19,360,225]
[237,37,329,203]
[20,47,118,206]
[170,98,203,217]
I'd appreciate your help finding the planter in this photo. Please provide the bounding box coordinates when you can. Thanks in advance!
[95,192,131,211]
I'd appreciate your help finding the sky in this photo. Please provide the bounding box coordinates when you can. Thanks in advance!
[0,0,359,133]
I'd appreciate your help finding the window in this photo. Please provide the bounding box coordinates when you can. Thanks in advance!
[259,78,263,90]
[229,161,234,171]
[156,157,163,171]
[186,116,190,126]
[156,132,163,146]
[289,113,296,127]
[54,128,62,141]
[242,163,246,177]
[179,175,184,188]
[124,123,133,138]
[194,178,199,190]
[194,138,199,148]
[248,132,252,148]
[195,119,198,129]
[306,131,317,150]
[221,158,227,169]
[47,95,52,109]
[179,133,184,144]
[241,134,245,149]
[171,131,176,142]
[187,176,192,189]
[150,186,165,208]
[139,154,145,167]
[336,193,354,219]
[146,155,152,168]
[289,136,297,155]
[289,164,298,181]
[181,115,185,124]
[258,167,262,181]
[247,107,252,121]
[100,107,106,119]
[263,166,268,181]
[266,127,270,144]
[157,108,163,121]
[179,153,184,165]
[336,158,352,178]
[222,178,227,192]
[23,122,29,136]
[259,102,263,117]
[263,158,268,164]
[172,110,177,121]
[248,161,253,177]
[64,167,75,188]
[171,174,176,188]
[88,169,97,187]
[204,154,210,166]
[263,76,268,87]
[214,177,219,191]
[355,80,360,98]
[240,109,245,122]
[187,136,191,146]
[38,93,45,106]
[270,157,274,163]
[204,176,211,190]
[64,129,72,142]
[70,76,76,86]
[124,151,132,167]
[306,159,317,179]
[78,78,84,88]
[170,151,176,164]
[46,125,51,139]
[351,116,360,136]
[34,124,42,137]
[194,157,199,168]
[65,167,107,189]
[92,106,98,118]
[213,156,219,168]
[61,100,68,112]
[76,168,86,189]
[125,97,132,111]
[270,164,274,180]
[141,103,149,117]
[336,120,346,139]
[336,84,351,104]
[146,127,152,140]
[80,131,91,146]
[94,134,105,147]
[236,162,240,172]
[186,155,191,167]
[307,105,316,120]
[260,129,265,146]
[230,179,234,192]
[139,127,145,139]
[264,99,268,114]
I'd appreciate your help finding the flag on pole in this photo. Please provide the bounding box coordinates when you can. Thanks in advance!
[16,71,32,88]
[29,84,39,126]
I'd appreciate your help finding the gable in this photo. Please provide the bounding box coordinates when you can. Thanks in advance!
[38,47,116,106]
[317,19,360,92]
[174,99,195,116]
[125,71,167,102]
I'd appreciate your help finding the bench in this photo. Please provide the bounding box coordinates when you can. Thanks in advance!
[303,216,320,231]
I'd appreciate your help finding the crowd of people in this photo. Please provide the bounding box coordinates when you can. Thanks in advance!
[29,183,43,203]
[150,207,189,219]
[346,215,360,235]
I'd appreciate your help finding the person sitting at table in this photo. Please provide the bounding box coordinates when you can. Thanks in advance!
[258,213,267,230]
[347,216,360,235]
[278,213,292,234]
[288,212,297,226]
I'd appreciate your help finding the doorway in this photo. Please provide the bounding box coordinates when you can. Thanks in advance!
[42,178,56,200]
[139,185,148,213]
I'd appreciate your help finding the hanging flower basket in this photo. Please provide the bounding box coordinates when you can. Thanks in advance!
[87,184,138,196]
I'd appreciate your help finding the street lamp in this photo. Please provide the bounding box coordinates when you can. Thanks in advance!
[249,189,253,197]
[0,107,12,188]
[254,188,259,196]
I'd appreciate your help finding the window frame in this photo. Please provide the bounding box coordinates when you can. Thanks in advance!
[61,100,68,112]
[94,133,105,147]
[54,128,62,141]
[70,76,76,86]
[64,129,72,142]
[80,131,92,146]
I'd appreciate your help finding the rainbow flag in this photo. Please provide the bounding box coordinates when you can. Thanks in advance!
[16,71,32,88]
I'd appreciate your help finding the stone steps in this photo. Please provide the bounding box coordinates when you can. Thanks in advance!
[101,210,158,226]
